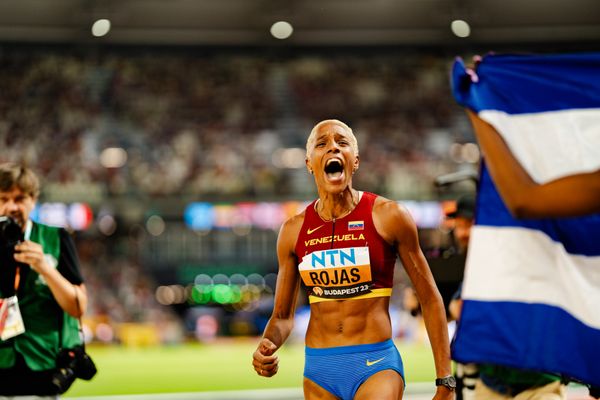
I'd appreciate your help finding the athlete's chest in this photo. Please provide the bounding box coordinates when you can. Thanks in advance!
[298,218,369,255]
[296,217,377,298]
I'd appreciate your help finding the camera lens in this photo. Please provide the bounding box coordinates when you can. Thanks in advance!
[51,367,77,394]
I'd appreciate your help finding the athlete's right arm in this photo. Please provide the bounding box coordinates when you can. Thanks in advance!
[252,214,303,378]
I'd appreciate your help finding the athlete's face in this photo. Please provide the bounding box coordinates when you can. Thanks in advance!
[306,122,359,194]
[0,186,36,230]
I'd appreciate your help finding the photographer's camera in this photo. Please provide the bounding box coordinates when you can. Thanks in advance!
[51,346,97,394]
[0,216,23,247]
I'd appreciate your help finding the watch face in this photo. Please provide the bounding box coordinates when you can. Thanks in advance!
[447,376,457,387]
[436,376,457,389]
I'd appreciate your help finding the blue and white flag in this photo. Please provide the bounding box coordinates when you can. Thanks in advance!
[451,53,600,386]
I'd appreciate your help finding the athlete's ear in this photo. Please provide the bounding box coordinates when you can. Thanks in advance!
[306,157,313,175]
[352,155,360,174]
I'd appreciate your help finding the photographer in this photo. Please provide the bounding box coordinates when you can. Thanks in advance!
[445,195,478,400]
[0,163,88,398]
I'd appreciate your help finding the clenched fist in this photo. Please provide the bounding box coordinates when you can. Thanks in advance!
[252,338,279,377]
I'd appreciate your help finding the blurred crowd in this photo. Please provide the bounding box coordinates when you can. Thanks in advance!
[0,46,474,343]
[0,48,472,201]
[75,236,184,344]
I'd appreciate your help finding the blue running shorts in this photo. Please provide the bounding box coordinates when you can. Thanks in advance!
[304,339,405,400]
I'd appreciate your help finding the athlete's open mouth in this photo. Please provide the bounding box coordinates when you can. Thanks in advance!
[324,159,344,180]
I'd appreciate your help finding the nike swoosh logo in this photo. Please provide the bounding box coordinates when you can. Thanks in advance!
[307,225,324,235]
[366,357,385,367]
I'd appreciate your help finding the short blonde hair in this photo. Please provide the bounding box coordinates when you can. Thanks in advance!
[305,119,359,158]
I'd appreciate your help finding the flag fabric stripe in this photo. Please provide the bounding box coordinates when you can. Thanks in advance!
[453,300,600,384]
[464,226,600,328]
[477,166,600,257]
[451,53,600,114]
[479,109,600,184]
[451,52,600,387]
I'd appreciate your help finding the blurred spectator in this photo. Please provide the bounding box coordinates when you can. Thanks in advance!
[0,47,475,341]
[0,48,468,201]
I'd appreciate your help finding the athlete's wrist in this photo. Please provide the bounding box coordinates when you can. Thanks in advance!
[435,375,456,391]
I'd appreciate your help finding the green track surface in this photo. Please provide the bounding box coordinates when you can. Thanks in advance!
[65,339,436,397]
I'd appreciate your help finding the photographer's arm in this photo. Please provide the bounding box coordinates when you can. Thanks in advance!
[466,109,600,218]
[14,240,87,318]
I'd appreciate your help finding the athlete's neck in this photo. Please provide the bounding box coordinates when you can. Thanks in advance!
[315,188,359,221]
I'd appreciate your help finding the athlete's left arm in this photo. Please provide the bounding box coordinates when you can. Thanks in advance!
[373,199,453,399]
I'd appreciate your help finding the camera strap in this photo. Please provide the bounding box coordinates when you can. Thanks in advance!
[13,267,20,293]
[12,220,33,293]
[74,285,87,349]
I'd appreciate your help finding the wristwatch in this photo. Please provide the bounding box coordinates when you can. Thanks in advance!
[435,375,457,390]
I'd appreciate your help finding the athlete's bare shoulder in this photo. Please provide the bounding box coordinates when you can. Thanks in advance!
[283,208,306,233]
[277,208,306,254]
[372,194,416,245]
[372,194,411,221]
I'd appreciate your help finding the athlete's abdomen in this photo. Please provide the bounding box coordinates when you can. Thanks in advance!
[305,297,392,348]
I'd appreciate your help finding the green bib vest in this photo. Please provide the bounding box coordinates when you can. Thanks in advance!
[0,222,81,371]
